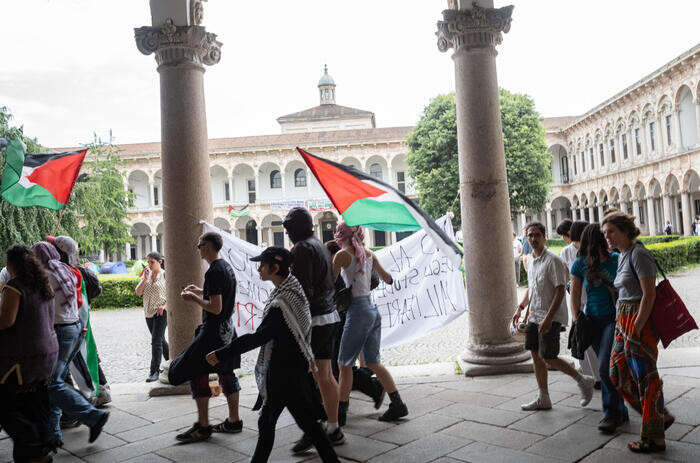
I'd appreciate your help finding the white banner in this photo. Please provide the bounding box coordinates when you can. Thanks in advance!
[201,215,467,347]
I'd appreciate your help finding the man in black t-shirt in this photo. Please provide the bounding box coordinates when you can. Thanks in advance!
[176,232,242,444]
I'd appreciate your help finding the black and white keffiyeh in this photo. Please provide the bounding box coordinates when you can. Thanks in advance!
[255,274,315,405]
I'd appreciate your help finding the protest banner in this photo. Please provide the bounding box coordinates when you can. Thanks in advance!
[200,214,467,347]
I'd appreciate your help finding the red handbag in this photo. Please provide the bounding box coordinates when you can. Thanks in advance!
[630,246,698,348]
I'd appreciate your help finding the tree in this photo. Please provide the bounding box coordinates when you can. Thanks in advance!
[0,106,81,265]
[407,90,551,225]
[71,143,134,256]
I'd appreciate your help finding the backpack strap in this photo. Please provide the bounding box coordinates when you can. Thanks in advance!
[627,242,667,282]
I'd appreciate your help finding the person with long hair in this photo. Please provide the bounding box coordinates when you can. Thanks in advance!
[569,223,627,433]
[0,244,59,463]
[135,251,169,382]
[32,241,109,447]
[601,211,674,453]
[332,222,408,423]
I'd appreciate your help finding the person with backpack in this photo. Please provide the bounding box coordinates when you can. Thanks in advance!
[601,210,674,453]
[569,223,627,434]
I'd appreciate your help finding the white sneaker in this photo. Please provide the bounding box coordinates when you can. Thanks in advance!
[520,396,552,411]
[578,375,595,407]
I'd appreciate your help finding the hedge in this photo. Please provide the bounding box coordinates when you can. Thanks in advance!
[92,277,141,309]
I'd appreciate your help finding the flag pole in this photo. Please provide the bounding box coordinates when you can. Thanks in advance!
[52,203,68,236]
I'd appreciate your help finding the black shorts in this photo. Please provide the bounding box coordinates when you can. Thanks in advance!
[311,322,340,360]
[524,322,561,360]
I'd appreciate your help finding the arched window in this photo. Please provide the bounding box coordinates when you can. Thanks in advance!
[369,163,382,179]
[270,170,282,189]
[560,155,569,184]
[294,169,306,187]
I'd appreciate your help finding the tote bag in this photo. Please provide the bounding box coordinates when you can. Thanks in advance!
[630,245,698,348]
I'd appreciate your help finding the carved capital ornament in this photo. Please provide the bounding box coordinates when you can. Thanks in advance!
[436,2,514,53]
[135,18,222,68]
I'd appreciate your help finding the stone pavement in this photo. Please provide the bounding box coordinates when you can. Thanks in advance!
[3,348,699,463]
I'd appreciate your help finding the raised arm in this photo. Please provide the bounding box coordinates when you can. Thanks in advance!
[370,251,393,284]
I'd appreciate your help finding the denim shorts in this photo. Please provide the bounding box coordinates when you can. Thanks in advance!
[337,296,381,367]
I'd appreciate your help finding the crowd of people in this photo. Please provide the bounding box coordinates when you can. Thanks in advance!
[513,210,675,454]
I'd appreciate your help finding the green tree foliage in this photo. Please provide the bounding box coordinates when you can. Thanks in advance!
[407,90,551,225]
[0,106,133,264]
[0,106,80,264]
[71,143,134,256]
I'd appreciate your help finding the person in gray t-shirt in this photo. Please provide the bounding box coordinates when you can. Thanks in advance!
[602,210,672,453]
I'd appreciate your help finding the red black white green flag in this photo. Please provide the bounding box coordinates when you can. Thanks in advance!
[1,139,87,210]
[296,147,462,266]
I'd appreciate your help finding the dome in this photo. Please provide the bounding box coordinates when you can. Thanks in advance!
[318,65,335,86]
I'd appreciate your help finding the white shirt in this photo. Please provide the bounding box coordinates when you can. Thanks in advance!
[527,248,569,326]
[560,243,586,306]
[512,238,523,259]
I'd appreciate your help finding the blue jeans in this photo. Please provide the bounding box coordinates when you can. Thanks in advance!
[338,296,382,367]
[589,315,627,421]
[49,323,106,441]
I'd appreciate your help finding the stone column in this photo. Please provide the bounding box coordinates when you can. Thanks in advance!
[125,242,131,260]
[518,212,526,233]
[673,109,683,150]
[662,194,673,232]
[437,2,529,375]
[647,195,658,235]
[588,205,595,222]
[150,234,157,254]
[545,207,553,237]
[696,99,700,141]
[228,172,235,203]
[148,181,155,208]
[135,5,221,358]
[598,203,606,222]
[632,199,641,226]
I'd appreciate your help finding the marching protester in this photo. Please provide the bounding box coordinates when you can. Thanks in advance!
[32,241,109,446]
[325,240,385,426]
[512,223,595,411]
[602,211,674,453]
[47,235,112,407]
[562,220,601,388]
[569,223,628,433]
[135,251,169,382]
[283,207,344,451]
[206,247,339,463]
[333,222,408,423]
[0,244,59,463]
[170,232,242,443]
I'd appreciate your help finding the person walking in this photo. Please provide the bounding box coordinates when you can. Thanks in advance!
[206,247,339,463]
[512,232,523,285]
[135,252,169,382]
[512,223,595,411]
[171,232,242,443]
[325,240,385,425]
[569,223,628,433]
[0,244,59,463]
[333,222,408,423]
[32,241,109,447]
[602,211,674,453]
[565,221,601,388]
[663,220,672,235]
[283,207,344,451]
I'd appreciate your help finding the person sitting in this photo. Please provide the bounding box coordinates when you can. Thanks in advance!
[206,247,339,463]
[0,244,59,463]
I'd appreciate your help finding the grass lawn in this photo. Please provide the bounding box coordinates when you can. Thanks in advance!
[98,273,138,281]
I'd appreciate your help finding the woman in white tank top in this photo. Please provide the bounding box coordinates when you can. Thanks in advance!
[332,222,409,423]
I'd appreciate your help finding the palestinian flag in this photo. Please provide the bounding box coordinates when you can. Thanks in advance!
[1,139,87,210]
[228,204,249,217]
[297,147,462,266]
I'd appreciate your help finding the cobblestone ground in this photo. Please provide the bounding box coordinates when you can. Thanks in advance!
[92,266,700,384]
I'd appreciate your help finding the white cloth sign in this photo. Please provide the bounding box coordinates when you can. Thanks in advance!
[200,215,467,347]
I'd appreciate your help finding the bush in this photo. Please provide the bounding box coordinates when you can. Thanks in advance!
[92,277,141,309]
[547,238,566,248]
[646,237,700,275]
[638,235,681,245]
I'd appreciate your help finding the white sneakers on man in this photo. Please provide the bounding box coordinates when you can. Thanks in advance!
[520,395,552,411]
[578,375,595,406]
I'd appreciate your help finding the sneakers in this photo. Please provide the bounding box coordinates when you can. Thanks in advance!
[598,416,620,434]
[212,419,243,433]
[328,428,346,446]
[338,401,349,427]
[146,372,160,383]
[88,411,110,443]
[291,433,314,454]
[95,385,112,407]
[60,416,80,429]
[378,401,408,422]
[520,396,553,411]
[578,375,595,407]
[176,422,212,444]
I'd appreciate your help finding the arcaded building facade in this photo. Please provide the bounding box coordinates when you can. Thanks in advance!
[520,44,700,237]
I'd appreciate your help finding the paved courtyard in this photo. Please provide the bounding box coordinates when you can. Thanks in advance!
[93,267,700,384]
[2,348,699,463]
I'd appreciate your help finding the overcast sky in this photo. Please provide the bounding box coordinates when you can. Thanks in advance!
[1,0,698,148]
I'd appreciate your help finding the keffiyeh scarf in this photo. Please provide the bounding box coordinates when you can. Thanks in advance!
[255,274,315,405]
[32,241,76,304]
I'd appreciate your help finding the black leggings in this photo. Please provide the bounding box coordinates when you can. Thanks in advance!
[145,313,169,375]
[253,395,338,463]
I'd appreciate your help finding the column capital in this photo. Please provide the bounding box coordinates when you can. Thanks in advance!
[135,19,222,68]
[436,3,514,53]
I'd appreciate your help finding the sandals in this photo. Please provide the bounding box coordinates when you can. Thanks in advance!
[628,439,666,453]
[664,414,675,430]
